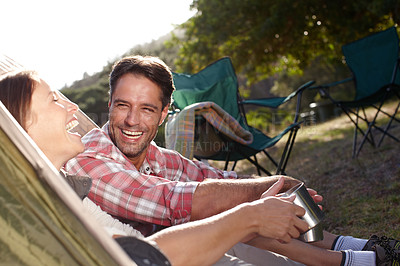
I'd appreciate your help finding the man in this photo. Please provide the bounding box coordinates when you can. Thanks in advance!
[66,55,398,265]
[66,55,307,229]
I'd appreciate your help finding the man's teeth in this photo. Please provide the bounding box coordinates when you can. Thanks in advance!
[122,129,143,138]
[66,120,79,132]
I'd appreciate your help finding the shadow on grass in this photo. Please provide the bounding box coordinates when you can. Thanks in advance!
[209,109,400,238]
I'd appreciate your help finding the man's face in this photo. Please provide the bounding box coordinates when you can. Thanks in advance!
[108,73,168,164]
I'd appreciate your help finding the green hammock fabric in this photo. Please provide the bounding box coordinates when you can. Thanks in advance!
[0,102,133,265]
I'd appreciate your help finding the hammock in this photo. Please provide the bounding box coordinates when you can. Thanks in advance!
[0,55,134,265]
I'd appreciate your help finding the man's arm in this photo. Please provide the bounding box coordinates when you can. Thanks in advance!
[67,154,198,226]
[191,175,300,220]
[148,177,309,266]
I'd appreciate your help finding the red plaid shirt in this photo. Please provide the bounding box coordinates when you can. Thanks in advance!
[65,123,236,227]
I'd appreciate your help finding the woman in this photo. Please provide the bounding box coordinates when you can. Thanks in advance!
[0,70,170,264]
[1,69,373,266]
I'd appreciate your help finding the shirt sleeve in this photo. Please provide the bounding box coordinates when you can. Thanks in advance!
[67,152,198,227]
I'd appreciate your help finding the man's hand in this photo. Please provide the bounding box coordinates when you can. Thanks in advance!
[250,177,309,243]
[307,188,323,210]
[263,176,324,209]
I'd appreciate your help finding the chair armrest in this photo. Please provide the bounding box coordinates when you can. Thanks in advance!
[309,77,353,91]
[311,77,353,89]
[307,77,353,99]
[295,80,316,95]
[292,80,315,122]
[240,80,316,108]
[240,80,316,123]
[240,97,288,108]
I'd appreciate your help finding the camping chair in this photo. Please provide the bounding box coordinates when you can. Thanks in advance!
[310,27,400,157]
[168,57,314,175]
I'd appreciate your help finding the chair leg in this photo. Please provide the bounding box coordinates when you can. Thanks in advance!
[350,104,398,142]
[354,107,377,157]
[275,128,295,174]
[262,150,278,168]
[341,107,375,157]
[279,127,299,174]
[345,109,375,146]
[224,150,231,171]
[253,155,261,176]
[361,108,376,146]
[372,101,400,124]
[243,156,272,176]
[352,108,359,158]
[377,100,400,147]
[355,104,385,157]
[232,147,273,175]
[231,160,238,171]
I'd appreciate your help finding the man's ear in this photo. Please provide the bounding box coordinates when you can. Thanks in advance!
[159,105,169,126]
[108,100,111,108]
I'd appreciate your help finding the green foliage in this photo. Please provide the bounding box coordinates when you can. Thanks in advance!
[62,63,113,126]
[245,109,272,131]
[246,108,294,133]
[125,33,179,69]
[270,57,354,111]
[173,0,399,84]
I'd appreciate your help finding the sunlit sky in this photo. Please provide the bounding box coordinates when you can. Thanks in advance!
[1,0,195,90]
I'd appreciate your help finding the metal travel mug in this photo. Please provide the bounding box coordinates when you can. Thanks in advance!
[283,182,324,242]
[298,223,324,243]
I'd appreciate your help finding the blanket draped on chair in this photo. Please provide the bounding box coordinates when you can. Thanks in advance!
[165,101,253,160]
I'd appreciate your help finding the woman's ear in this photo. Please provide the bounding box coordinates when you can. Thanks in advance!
[24,110,35,132]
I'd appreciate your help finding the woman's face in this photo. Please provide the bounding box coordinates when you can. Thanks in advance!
[26,78,84,170]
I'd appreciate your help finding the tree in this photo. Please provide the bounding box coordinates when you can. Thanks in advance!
[172,0,399,85]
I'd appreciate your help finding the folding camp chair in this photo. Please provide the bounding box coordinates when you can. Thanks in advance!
[311,27,400,157]
[169,57,314,175]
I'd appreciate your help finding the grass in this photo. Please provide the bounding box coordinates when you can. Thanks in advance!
[208,102,400,239]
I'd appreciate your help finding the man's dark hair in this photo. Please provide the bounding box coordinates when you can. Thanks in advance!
[109,55,175,109]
